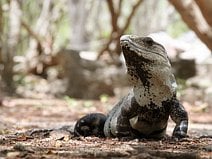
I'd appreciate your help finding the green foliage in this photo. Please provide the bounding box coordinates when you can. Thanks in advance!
[100,94,109,103]
[176,78,187,90]
[167,15,189,38]
[176,78,188,98]
[13,74,26,86]
[83,101,93,108]
[54,14,70,49]
[101,30,111,39]
[1,1,9,42]
[21,0,41,23]
[64,96,94,108]
[64,96,78,108]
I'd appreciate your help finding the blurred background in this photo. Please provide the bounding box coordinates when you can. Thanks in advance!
[0,0,211,110]
[0,1,211,157]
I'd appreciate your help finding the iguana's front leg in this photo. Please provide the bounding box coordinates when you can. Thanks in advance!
[116,112,132,137]
[115,96,139,138]
[170,100,188,139]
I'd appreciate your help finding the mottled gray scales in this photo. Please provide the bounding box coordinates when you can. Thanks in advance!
[74,35,188,139]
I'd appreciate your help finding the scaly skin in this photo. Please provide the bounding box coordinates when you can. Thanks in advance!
[74,35,188,139]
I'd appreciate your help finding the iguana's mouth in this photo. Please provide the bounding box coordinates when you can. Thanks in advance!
[120,35,167,60]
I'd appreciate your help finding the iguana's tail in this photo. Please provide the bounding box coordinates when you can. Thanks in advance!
[74,113,107,137]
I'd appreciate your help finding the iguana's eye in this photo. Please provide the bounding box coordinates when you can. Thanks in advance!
[143,37,154,46]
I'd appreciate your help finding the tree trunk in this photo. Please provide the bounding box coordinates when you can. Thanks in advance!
[169,0,212,51]
[195,0,212,26]
[24,0,53,77]
[25,0,52,59]
[0,0,3,64]
[1,0,21,94]
[68,0,89,50]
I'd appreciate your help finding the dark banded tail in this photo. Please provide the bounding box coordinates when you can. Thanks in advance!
[74,113,107,137]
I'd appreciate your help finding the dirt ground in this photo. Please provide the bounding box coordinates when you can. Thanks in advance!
[0,97,211,158]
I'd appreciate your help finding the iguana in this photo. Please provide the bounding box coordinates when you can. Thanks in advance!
[74,35,188,139]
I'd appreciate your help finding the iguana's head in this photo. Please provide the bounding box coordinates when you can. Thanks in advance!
[120,35,177,107]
